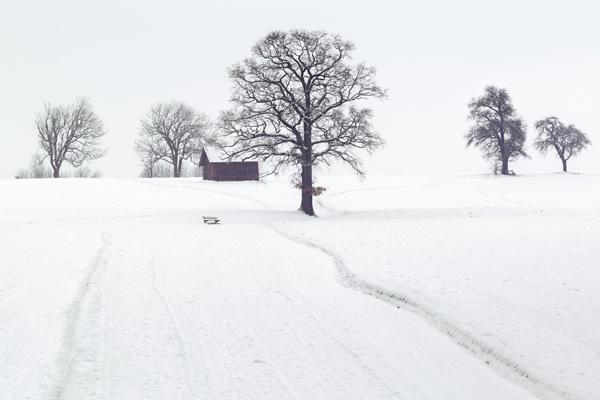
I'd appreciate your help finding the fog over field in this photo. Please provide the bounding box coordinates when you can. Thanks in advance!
[1,0,599,178]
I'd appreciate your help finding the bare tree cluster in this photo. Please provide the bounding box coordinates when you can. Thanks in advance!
[16,153,102,179]
[534,117,591,172]
[19,29,593,219]
[466,86,592,175]
[219,30,386,215]
[136,102,213,178]
[36,97,106,178]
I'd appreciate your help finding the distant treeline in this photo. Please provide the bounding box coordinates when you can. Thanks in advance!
[16,30,592,215]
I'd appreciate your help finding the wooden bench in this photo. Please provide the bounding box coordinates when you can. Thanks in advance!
[203,216,220,224]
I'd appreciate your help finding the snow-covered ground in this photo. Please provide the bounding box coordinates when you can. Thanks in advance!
[291,174,600,400]
[0,174,598,400]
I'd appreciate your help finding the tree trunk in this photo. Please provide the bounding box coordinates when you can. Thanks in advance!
[500,158,509,175]
[173,156,180,177]
[300,96,315,216]
[562,158,568,173]
[300,162,315,216]
[52,166,60,178]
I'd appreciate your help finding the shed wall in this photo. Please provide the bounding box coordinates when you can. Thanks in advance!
[203,162,259,181]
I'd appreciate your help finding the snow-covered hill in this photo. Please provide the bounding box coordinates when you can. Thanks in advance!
[0,174,598,400]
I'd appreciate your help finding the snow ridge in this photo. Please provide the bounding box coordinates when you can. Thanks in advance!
[269,226,575,400]
[53,233,109,399]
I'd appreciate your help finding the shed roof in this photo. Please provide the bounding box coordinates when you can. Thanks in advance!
[200,146,260,164]
[200,146,221,162]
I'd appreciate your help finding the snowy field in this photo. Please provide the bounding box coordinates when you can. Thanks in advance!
[0,174,598,400]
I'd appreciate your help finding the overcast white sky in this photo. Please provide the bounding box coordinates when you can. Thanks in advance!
[0,0,598,179]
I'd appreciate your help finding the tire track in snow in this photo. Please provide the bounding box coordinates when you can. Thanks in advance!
[52,233,109,400]
[205,261,299,399]
[270,265,402,398]
[268,226,575,400]
[148,254,196,397]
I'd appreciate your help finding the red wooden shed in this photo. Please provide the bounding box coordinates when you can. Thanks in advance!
[198,148,259,181]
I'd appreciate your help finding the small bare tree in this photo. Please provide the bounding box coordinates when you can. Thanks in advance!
[219,30,386,215]
[36,97,106,178]
[29,152,53,178]
[73,166,102,178]
[137,102,212,178]
[154,163,173,178]
[466,86,527,175]
[136,156,172,178]
[15,153,53,179]
[135,139,164,178]
[534,117,591,172]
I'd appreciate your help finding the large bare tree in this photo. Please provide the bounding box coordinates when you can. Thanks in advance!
[36,97,106,178]
[466,86,527,175]
[219,30,386,215]
[137,102,211,177]
[534,117,591,172]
